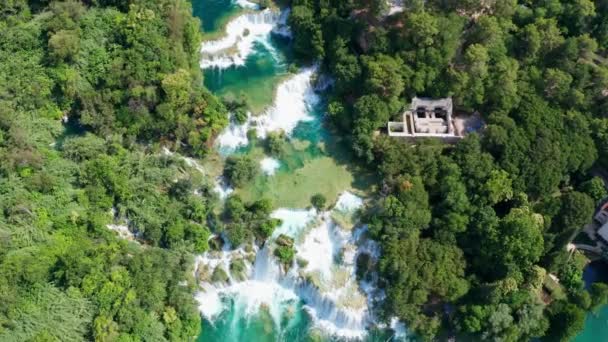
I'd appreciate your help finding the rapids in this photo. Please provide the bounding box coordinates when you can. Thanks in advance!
[194,193,386,340]
[215,66,318,153]
[194,1,409,340]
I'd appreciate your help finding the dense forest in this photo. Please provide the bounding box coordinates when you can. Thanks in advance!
[288,0,608,340]
[6,0,608,340]
[0,0,238,340]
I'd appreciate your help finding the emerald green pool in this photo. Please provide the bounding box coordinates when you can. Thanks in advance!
[203,37,291,113]
[197,298,314,342]
[192,0,239,34]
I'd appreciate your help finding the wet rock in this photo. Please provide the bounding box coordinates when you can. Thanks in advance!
[356,252,374,281]
[296,257,309,268]
[209,235,225,251]
[276,234,294,247]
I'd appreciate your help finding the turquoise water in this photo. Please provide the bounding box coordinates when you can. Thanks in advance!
[575,261,608,341]
[203,37,291,113]
[197,298,314,342]
[192,0,238,34]
[575,306,608,342]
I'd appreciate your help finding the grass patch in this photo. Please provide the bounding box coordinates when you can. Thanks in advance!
[236,156,356,208]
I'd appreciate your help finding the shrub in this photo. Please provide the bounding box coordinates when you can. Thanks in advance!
[266,131,287,157]
[223,156,259,187]
[311,193,327,210]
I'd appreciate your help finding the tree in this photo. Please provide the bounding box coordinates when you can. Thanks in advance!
[223,156,259,188]
[462,44,489,107]
[590,282,608,312]
[405,11,439,47]
[545,301,586,342]
[484,169,514,205]
[580,177,607,204]
[48,29,80,62]
[548,192,594,253]
[311,193,327,210]
[289,5,324,60]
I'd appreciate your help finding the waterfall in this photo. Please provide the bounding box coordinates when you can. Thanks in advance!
[213,177,234,200]
[195,192,386,340]
[200,9,284,69]
[215,67,319,153]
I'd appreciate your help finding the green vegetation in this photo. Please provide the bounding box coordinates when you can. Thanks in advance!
[237,155,356,208]
[265,131,289,157]
[310,193,327,210]
[274,234,295,267]
[222,95,250,124]
[0,0,277,340]
[289,0,608,340]
[221,196,282,246]
[223,155,260,187]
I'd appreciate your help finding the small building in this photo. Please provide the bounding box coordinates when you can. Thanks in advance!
[388,97,465,141]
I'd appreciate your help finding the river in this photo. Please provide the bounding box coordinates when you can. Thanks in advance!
[192,1,399,341]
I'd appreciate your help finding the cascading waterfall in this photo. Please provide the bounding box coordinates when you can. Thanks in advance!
[195,2,410,339]
[194,192,390,340]
[200,9,285,69]
[215,66,318,153]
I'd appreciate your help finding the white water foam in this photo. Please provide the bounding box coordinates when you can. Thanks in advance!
[234,0,258,9]
[270,208,317,238]
[200,9,280,69]
[213,177,234,200]
[194,211,308,324]
[195,197,383,340]
[216,67,319,153]
[293,213,370,339]
[335,191,364,213]
[390,317,409,341]
[260,157,281,175]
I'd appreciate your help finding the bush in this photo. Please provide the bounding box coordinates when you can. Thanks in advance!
[311,193,327,210]
[223,156,259,187]
[580,177,607,204]
[230,258,247,281]
[274,234,295,267]
[266,131,287,157]
[274,245,295,267]
[223,95,249,124]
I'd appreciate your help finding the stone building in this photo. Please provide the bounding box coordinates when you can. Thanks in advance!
[387,97,464,141]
